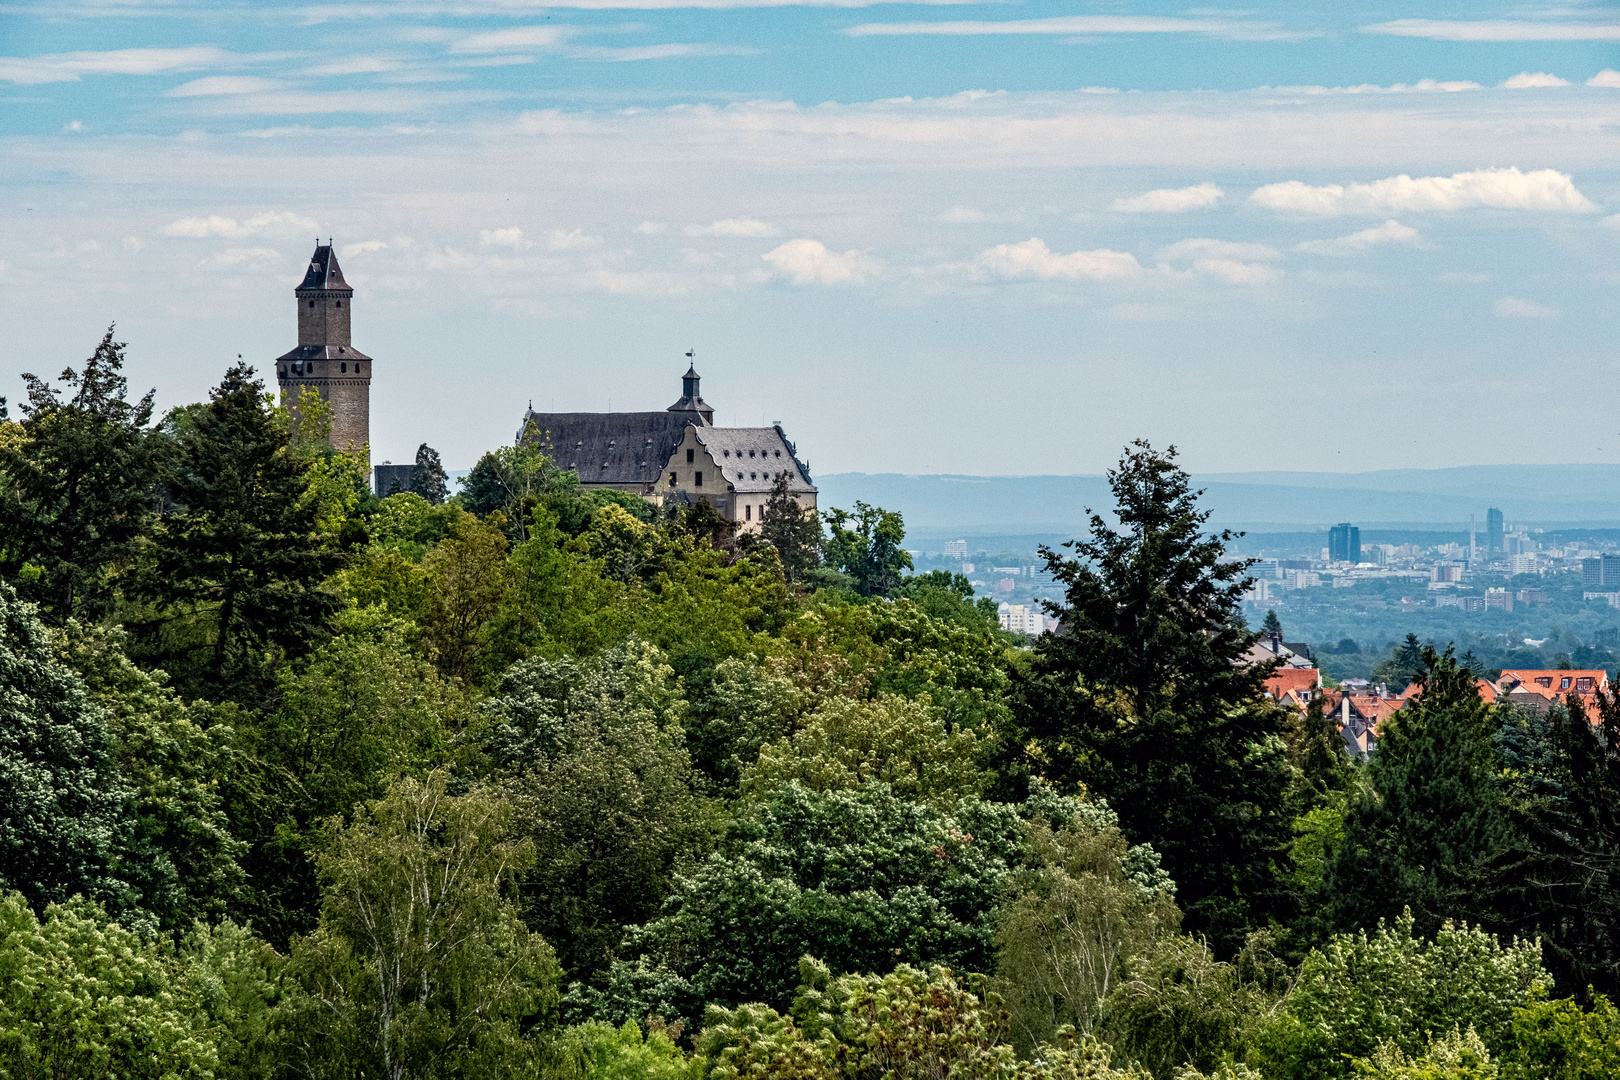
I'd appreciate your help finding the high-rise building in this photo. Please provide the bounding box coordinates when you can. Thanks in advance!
[1328,522,1361,563]
[1486,508,1504,555]
[1582,555,1620,588]
[276,241,372,461]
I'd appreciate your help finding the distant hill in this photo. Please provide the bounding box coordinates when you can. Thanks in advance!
[815,466,1620,542]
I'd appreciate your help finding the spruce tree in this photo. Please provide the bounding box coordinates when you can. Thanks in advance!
[1328,647,1508,937]
[411,442,448,505]
[132,363,342,697]
[1018,441,1292,950]
[1262,609,1283,638]
[758,471,821,583]
[0,327,157,622]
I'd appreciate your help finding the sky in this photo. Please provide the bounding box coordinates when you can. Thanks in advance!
[1,1,1617,475]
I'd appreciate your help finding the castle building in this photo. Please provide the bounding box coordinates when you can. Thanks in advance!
[518,364,816,531]
[276,242,371,459]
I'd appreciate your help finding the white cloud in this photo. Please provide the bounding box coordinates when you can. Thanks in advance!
[1111,183,1223,213]
[479,227,525,249]
[1297,219,1421,255]
[1493,297,1558,318]
[1501,72,1570,88]
[844,15,1307,40]
[341,240,388,257]
[203,247,282,267]
[763,239,874,284]
[1589,70,1620,88]
[0,46,235,85]
[546,228,599,251]
[167,76,283,97]
[686,218,778,237]
[1249,167,1596,216]
[567,43,762,61]
[450,26,575,53]
[976,238,1141,281]
[635,221,667,234]
[1158,237,1279,262]
[161,212,319,239]
[1362,20,1620,42]
[1155,238,1280,283]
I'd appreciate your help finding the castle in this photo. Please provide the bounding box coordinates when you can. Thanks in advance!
[273,242,816,531]
[275,242,371,458]
[517,363,818,531]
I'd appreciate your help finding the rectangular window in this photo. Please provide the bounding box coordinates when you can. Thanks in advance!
[745,504,752,520]
[669,472,677,486]
[1561,677,1572,690]
[694,471,703,487]
[1536,677,1553,688]
[686,449,695,463]
[1578,677,1593,691]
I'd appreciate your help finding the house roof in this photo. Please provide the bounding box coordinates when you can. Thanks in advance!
[1264,667,1321,700]
[519,410,695,488]
[694,427,816,493]
[298,243,350,292]
[1495,669,1608,701]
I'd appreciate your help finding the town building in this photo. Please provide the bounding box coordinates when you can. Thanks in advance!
[517,363,816,531]
[1328,522,1361,563]
[1583,555,1620,589]
[1486,507,1504,556]
[1495,669,1609,715]
[276,242,372,461]
[997,603,1052,635]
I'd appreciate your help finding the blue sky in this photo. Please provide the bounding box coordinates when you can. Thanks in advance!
[1,1,1617,475]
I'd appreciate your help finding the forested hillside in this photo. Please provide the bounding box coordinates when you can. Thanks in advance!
[1,334,1616,1079]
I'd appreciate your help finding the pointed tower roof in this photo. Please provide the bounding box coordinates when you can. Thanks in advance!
[298,241,351,292]
[667,362,713,424]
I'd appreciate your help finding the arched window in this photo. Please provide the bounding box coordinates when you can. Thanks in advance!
[341,362,347,373]
[309,300,315,307]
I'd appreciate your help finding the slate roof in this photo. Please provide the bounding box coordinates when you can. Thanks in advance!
[275,343,372,363]
[299,244,351,291]
[519,410,695,488]
[695,426,816,493]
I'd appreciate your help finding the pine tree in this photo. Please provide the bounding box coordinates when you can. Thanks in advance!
[1328,647,1508,937]
[758,471,821,583]
[411,442,448,505]
[1018,441,1292,950]
[1263,609,1283,638]
[0,327,157,622]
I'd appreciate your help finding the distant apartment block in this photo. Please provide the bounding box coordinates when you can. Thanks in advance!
[1431,563,1463,583]
[1484,587,1512,611]
[1486,508,1504,555]
[1286,570,1322,590]
[1583,555,1620,588]
[998,603,1052,635]
[944,539,967,559]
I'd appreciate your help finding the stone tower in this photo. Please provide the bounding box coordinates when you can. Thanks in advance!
[276,241,371,459]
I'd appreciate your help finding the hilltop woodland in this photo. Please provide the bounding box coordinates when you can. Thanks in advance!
[1,333,1617,1080]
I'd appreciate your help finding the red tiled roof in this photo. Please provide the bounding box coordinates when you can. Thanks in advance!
[1264,667,1321,700]
[1496,669,1608,701]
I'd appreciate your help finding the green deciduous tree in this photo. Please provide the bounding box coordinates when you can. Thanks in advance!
[1252,912,1547,1080]
[742,694,987,807]
[995,802,1180,1053]
[0,327,157,622]
[0,581,137,919]
[0,892,219,1079]
[483,641,711,985]
[1329,648,1508,938]
[274,773,560,1080]
[54,621,246,932]
[821,502,912,597]
[1019,441,1292,949]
